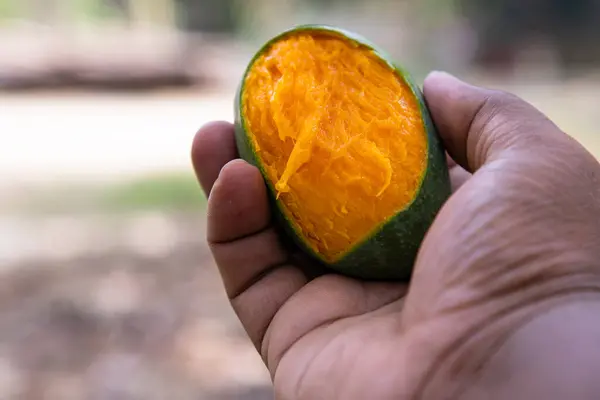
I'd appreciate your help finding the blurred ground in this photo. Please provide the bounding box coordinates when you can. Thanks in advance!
[0,90,232,185]
[0,210,273,400]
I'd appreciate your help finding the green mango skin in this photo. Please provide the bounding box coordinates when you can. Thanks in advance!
[234,25,452,281]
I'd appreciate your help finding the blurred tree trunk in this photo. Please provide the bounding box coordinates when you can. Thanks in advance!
[173,0,236,33]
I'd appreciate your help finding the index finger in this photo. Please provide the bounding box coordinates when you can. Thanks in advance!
[191,121,309,355]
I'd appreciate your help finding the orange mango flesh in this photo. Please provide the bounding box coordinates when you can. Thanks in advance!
[242,31,428,262]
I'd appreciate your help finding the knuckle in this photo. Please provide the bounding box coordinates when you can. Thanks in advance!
[475,90,520,123]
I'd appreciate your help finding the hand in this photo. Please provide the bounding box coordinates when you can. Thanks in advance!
[191,72,600,400]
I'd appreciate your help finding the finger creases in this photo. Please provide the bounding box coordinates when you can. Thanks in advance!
[207,159,272,244]
[211,227,288,299]
[207,159,308,350]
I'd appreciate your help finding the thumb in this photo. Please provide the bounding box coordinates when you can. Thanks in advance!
[423,71,562,173]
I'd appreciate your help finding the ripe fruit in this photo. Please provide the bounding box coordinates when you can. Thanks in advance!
[234,25,451,280]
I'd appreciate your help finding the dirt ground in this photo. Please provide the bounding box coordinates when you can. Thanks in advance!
[0,212,273,400]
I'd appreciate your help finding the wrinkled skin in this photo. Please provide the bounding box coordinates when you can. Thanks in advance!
[191,72,600,400]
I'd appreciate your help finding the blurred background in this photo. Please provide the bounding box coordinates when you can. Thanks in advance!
[0,0,598,399]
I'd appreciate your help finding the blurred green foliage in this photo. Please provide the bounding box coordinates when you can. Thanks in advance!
[0,0,20,20]
[16,173,206,215]
[100,172,206,213]
[73,0,128,21]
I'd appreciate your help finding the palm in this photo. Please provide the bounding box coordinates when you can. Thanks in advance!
[272,290,406,398]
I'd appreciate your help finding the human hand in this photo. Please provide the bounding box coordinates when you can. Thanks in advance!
[192,72,600,399]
